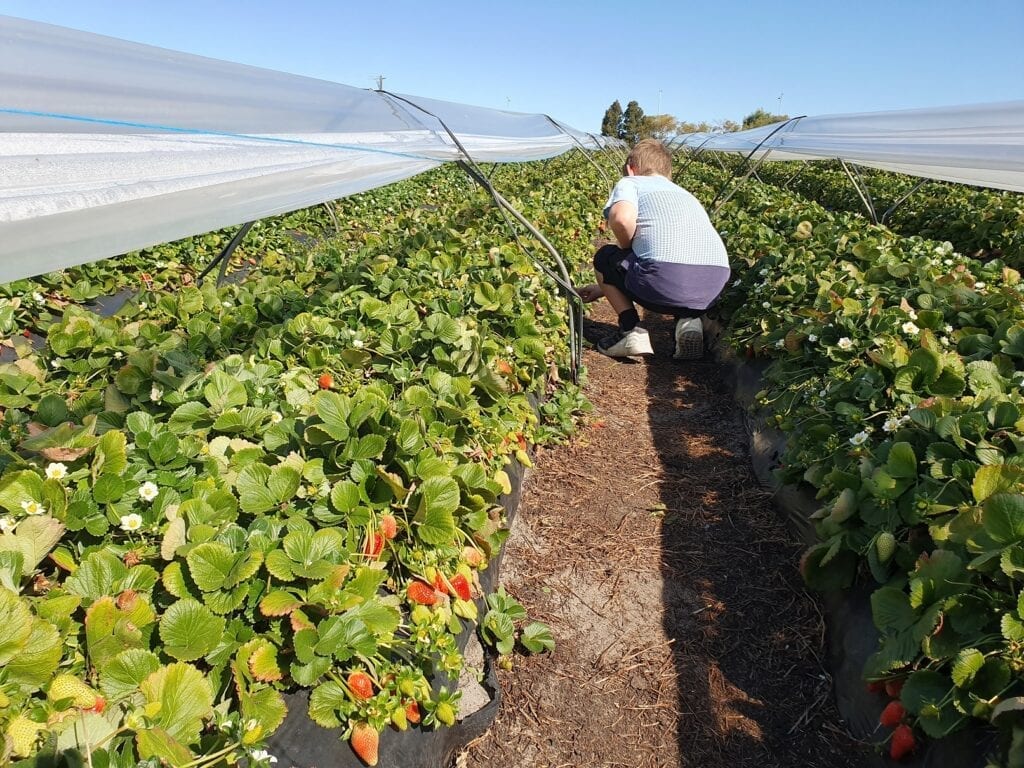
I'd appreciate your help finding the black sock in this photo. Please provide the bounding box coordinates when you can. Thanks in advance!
[618,308,640,332]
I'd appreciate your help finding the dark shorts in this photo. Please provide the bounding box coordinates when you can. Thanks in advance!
[593,244,704,318]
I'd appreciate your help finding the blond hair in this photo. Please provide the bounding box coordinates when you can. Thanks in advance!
[625,139,673,177]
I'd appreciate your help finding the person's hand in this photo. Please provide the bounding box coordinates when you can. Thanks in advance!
[575,284,603,303]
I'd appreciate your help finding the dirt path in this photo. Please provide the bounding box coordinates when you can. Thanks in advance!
[461,307,874,768]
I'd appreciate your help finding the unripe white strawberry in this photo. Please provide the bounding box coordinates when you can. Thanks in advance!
[48,674,104,712]
[875,532,897,563]
[6,714,42,757]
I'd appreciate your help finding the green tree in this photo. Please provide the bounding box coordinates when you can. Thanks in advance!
[642,114,678,141]
[621,101,646,144]
[742,108,789,130]
[677,120,714,134]
[601,101,623,137]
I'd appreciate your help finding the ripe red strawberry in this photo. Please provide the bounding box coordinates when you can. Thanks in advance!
[350,722,379,766]
[431,571,448,595]
[404,700,421,724]
[363,532,384,559]
[449,573,472,601]
[890,724,916,760]
[347,671,374,701]
[884,678,904,698]
[407,580,438,606]
[866,680,885,694]
[380,514,398,540]
[879,700,906,727]
[318,373,333,390]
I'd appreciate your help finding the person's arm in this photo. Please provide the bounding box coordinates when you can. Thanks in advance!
[607,200,637,249]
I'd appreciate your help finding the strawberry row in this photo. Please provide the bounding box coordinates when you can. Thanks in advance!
[0,159,600,766]
[677,159,1024,764]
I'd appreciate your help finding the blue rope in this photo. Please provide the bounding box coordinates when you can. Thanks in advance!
[0,106,441,162]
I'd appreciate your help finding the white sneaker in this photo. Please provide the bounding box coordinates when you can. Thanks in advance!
[673,317,704,360]
[598,327,654,357]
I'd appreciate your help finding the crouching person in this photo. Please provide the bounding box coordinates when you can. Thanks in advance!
[577,139,730,359]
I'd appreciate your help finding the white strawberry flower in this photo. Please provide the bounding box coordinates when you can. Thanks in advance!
[120,513,143,532]
[901,321,920,336]
[139,481,159,502]
[0,517,15,534]
[808,334,818,342]
[352,339,365,349]
[849,431,870,446]
[505,345,514,354]
[139,302,147,310]
[250,750,277,765]
[762,301,771,309]
[775,339,785,348]
[45,462,68,480]
[20,500,45,515]
[270,412,283,424]
[32,292,44,303]
[883,417,901,433]
[150,385,163,402]
[759,268,768,276]
[113,351,124,359]
[975,281,986,289]
[905,309,917,320]
[837,337,853,350]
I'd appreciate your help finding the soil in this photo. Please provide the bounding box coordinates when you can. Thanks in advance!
[460,306,876,768]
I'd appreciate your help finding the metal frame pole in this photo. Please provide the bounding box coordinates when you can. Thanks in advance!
[709,116,806,216]
[679,135,718,173]
[545,118,611,185]
[781,161,808,190]
[839,159,878,224]
[376,90,584,381]
[197,221,255,287]
[880,177,928,224]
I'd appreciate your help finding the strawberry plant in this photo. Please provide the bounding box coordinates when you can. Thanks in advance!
[676,157,1024,762]
[0,157,604,765]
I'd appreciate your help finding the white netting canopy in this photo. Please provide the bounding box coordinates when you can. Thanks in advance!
[677,102,1024,193]
[0,15,607,283]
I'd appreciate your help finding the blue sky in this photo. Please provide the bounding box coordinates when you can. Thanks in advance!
[2,0,1021,133]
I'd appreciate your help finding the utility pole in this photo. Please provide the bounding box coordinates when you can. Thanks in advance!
[375,75,386,91]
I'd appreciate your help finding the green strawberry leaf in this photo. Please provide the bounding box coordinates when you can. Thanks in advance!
[100,648,162,700]
[416,475,459,545]
[159,599,225,661]
[139,662,214,743]
[520,622,555,653]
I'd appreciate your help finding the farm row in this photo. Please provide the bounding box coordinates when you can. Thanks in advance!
[715,156,1024,269]
[0,161,603,767]
[677,157,1024,763]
